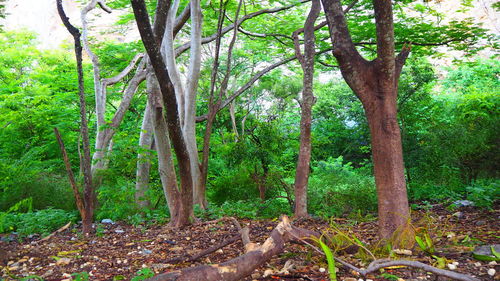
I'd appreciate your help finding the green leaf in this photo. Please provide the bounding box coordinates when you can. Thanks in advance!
[318,238,337,281]
[492,246,500,259]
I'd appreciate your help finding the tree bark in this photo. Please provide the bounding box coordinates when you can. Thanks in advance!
[132,0,194,227]
[56,0,93,234]
[321,0,411,240]
[135,99,154,208]
[146,66,184,225]
[293,0,320,218]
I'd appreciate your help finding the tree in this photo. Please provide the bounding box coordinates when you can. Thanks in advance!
[56,0,94,234]
[292,0,320,217]
[321,0,411,240]
[131,0,196,227]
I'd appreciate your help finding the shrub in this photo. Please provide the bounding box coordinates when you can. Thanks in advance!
[96,179,139,221]
[206,198,292,219]
[466,179,499,209]
[308,156,377,218]
[0,208,77,237]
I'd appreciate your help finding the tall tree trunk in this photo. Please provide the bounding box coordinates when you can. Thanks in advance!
[321,0,411,240]
[135,99,154,208]
[56,0,93,234]
[132,0,194,227]
[363,86,410,240]
[293,0,320,218]
[146,64,187,226]
[196,0,243,208]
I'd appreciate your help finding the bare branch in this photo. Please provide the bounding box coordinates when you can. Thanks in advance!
[173,2,191,37]
[102,53,144,85]
[196,48,332,122]
[175,0,310,57]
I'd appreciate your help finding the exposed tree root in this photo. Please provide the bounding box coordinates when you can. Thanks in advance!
[146,216,480,281]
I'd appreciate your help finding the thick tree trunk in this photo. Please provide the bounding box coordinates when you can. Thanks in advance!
[321,0,411,240]
[135,99,154,208]
[363,86,410,240]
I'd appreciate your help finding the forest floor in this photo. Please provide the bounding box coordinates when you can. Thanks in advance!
[0,204,499,281]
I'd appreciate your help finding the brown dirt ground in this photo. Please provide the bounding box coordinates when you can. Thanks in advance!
[0,206,498,281]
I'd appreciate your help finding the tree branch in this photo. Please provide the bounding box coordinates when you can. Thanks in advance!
[102,53,144,85]
[196,48,332,122]
[175,0,310,57]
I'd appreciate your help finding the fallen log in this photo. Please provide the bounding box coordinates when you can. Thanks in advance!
[146,216,481,281]
[146,216,315,281]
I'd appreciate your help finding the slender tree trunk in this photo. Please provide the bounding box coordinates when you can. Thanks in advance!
[229,101,239,141]
[293,0,320,218]
[56,0,93,234]
[146,65,186,226]
[135,99,154,208]
[198,110,215,209]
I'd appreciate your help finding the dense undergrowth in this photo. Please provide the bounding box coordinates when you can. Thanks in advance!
[0,32,498,238]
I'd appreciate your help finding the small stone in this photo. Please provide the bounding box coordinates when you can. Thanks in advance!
[489,261,497,265]
[263,269,273,277]
[393,249,413,255]
[474,262,481,267]
[117,260,122,264]
[101,219,114,224]
[186,237,191,241]
[216,249,224,254]
[141,249,152,255]
[319,267,326,273]
[56,258,71,266]
[487,268,496,276]
[447,263,456,270]
[210,239,216,243]
[453,200,474,207]
[452,261,459,266]
[475,220,486,226]
[41,269,54,277]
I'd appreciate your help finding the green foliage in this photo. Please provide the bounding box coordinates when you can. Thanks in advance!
[378,273,400,281]
[317,237,337,281]
[71,272,90,281]
[207,198,291,219]
[0,208,77,238]
[131,268,155,281]
[96,179,140,222]
[308,157,377,218]
[465,179,499,209]
[415,230,435,255]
